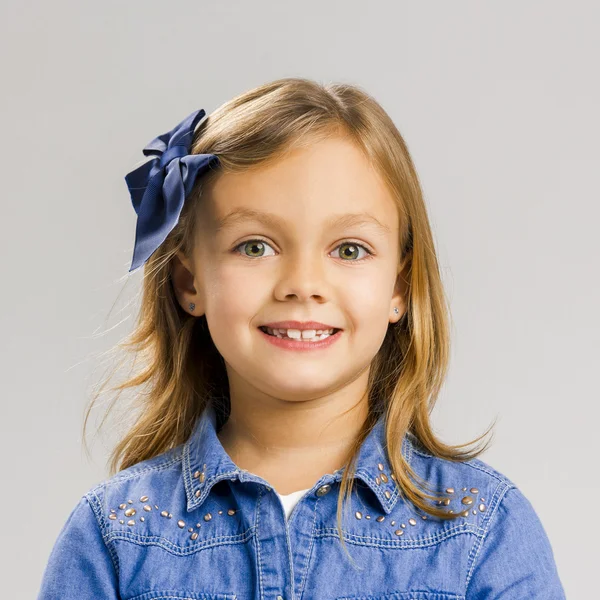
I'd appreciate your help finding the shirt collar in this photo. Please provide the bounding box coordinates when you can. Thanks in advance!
[183,402,413,514]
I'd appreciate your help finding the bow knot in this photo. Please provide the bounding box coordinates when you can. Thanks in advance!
[124,108,220,272]
[158,145,189,169]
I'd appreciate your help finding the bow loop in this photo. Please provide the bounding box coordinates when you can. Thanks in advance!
[124,108,220,272]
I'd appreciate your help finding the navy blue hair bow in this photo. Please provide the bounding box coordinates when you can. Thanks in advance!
[124,108,220,272]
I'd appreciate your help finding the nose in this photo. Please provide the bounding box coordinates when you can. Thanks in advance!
[273,250,330,303]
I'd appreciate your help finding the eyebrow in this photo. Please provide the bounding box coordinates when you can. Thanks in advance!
[214,207,391,235]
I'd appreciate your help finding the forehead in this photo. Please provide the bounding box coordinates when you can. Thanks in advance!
[201,135,398,232]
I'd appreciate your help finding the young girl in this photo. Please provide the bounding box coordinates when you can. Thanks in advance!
[38,77,566,599]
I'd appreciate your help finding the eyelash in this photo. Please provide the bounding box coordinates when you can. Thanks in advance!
[232,238,374,262]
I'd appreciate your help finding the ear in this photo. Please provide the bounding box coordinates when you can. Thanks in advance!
[171,250,203,316]
[390,251,411,323]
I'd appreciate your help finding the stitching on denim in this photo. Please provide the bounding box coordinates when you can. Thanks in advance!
[355,467,400,512]
[105,527,254,555]
[126,592,237,600]
[88,452,183,496]
[296,491,321,600]
[254,486,265,600]
[405,431,433,459]
[281,491,296,600]
[406,434,414,464]
[410,447,434,459]
[188,471,243,510]
[337,591,463,600]
[461,459,513,485]
[182,437,198,509]
[464,482,514,594]
[84,490,121,579]
[315,522,482,548]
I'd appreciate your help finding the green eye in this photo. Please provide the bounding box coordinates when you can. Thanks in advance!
[337,242,370,261]
[236,240,275,258]
[233,239,373,261]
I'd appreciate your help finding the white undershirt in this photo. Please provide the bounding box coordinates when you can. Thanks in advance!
[276,488,311,520]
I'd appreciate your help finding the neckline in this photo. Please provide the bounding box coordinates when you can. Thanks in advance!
[277,487,311,498]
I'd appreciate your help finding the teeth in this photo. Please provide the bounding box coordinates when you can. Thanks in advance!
[263,327,335,341]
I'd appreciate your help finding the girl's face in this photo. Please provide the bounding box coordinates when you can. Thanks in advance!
[173,135,407,404]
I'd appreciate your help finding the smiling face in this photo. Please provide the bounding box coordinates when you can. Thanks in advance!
[172,134,408,404]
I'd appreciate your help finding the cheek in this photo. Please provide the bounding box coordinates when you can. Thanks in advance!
[343,272,393,311]
[204,265,266,321]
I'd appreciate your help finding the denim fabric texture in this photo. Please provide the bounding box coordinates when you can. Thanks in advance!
[38,403,566,599]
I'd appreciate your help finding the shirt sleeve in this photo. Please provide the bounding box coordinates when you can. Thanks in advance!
[466,485,566,599]
[37,494,120,600]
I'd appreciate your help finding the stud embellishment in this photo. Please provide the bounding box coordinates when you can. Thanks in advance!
[107,492,239,540]
[189,302,195,312]
[193,464,206,483]
[355,467,488,538]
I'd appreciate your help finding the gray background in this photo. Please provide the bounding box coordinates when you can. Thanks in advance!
[1,1,597,597]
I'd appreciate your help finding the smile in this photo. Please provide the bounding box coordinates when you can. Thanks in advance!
[257,326,343,351]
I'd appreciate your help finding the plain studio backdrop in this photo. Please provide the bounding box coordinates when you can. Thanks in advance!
[1,1,597,597]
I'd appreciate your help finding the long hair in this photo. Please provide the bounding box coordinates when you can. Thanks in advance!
[84,77,494,561]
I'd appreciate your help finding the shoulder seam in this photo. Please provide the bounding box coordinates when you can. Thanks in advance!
[408,446,514,487]
[462,459,513,485]
[88,450,183,494]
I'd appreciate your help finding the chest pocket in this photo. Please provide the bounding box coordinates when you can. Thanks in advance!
[125,592,237,600]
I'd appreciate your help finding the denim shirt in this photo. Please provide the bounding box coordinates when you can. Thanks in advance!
[37,404,566,599]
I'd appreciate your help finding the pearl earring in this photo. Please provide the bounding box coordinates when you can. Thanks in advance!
[189,302,195,312]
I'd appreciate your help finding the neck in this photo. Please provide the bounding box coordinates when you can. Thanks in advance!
[216,369,371,495]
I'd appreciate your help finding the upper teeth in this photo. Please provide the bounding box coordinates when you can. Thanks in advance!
[264,327,335,339]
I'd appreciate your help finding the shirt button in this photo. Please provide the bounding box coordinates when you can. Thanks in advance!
[316,484,331,496]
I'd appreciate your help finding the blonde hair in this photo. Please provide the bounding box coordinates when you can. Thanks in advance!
[84,77,494,560]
